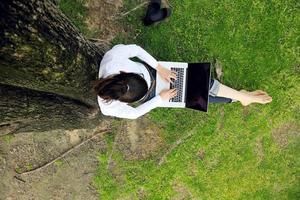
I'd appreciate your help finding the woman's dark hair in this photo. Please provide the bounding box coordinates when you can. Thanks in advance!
[93,72,148,103]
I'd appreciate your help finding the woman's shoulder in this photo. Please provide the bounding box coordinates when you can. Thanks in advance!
[99,44,138,77]
[102,44,127,58]
[98,62,123,79]
[103,44,139,59]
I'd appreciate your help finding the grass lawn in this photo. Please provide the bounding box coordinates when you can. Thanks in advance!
[60,0,300,199]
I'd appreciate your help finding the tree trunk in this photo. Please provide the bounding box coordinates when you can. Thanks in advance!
[0,83,100,135]
[0,0,107,132]
[0,0,104,106]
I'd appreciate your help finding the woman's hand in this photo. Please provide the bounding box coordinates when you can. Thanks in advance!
[157,63,177,83]
[159,89,178,101]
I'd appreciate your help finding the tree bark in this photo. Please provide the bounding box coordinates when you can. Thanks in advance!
[0,0,104,106]
[0,0,107,132]
[0,83,100,135]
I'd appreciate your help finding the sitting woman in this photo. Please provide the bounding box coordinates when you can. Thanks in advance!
[94,44,272,119]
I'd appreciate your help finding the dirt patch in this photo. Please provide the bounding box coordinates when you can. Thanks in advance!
[137,187,148,199]
[187,161,199,177]
[253,137,264,162]
[0,120,110,200]
[197,149,205,160]
[126,120,139,151]
[272,122,300,148]
[115,117,164,160]
[242,106,250,117]
[84,0,124,42]
[66,129,81,145]
[171,180,194,200]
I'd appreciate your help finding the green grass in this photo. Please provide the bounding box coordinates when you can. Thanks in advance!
[96,0,300,199]
[60,0,300,199]
[1,134,14,144]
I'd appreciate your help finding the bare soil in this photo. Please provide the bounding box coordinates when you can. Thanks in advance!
[253,137,264,163]
[0,120,109,200]
[272,122,300,149]
[171,180,194,200]
[84,0,124,42]
[115,117,164,161]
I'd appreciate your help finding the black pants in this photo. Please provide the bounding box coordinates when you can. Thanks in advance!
[208,79,233,103]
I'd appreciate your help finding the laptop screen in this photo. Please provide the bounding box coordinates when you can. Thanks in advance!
[185,63,211,112]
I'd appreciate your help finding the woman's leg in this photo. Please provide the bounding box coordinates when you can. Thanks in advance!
[208,95,232,103]
[209,79,234,103]
[210,80,272,106]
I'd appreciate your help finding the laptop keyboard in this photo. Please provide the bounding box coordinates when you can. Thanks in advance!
[170,67,184,102]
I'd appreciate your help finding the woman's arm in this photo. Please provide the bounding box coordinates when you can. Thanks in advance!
[98,89,177,119]
[98,95,163,119]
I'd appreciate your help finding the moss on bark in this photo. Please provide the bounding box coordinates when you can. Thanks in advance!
[0,0,105,106]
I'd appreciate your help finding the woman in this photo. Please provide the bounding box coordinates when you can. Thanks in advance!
[94,44,272,119]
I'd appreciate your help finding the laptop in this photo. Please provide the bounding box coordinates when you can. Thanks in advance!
[155,61,211,112]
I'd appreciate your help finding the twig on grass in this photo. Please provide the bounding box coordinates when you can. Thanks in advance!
[120,1,148,17]
[114,1,148,20]
[17,128,110,175]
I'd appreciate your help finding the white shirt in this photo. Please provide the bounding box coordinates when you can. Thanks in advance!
[97,44,163,119]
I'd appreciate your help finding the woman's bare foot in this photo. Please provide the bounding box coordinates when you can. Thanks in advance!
[239,90,272,106]
[216,83,272,106]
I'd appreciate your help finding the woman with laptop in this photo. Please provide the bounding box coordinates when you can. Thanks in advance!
[94,44,272,119]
